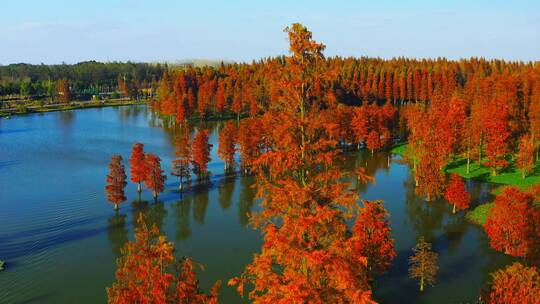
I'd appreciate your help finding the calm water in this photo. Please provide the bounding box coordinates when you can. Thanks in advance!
[0,105,512,304]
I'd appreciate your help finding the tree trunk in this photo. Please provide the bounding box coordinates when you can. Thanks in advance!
[466,156,470,174]
[153,191,158,199]
[522,169,526,179]
[420,276,424,292]
[137,183,142,193]
[179,177,183,191]
[452,204,456,214]
[114,203,119,211]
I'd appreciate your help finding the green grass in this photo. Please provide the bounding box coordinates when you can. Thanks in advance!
[393,144,540,189]
[465,203,493,226]
[0,260,4,271]
[390,143,408,156]
[1,100,146,116]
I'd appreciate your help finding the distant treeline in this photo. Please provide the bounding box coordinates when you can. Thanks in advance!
[0,61,167,101]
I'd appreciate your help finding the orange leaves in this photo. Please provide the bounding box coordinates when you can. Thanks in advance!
[444,174,470,214]
[107,214,220,304]
[129,142,146,189]
[105,155,127,209]
[191,129,212,180]
[484,263,540,304]
[217,121,237,171]
[485,187,537,258]
[144,153,166,198]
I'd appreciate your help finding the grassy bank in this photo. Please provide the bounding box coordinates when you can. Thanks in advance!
[391,143,540,189]
[1,99,146,117]
[465,203,494,226]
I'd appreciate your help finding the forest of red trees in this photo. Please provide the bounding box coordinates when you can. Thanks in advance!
[104,23,540,303]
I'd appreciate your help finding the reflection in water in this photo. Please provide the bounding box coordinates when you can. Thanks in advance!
[107,213,128,256]
[193,185,210,225]
[218,177,235,210]
[173,199,192,241]
[238,176,256,227]
[404,176,446,241]
[131,199,168,232]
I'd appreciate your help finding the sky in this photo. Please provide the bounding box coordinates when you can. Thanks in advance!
[1,0,539,64]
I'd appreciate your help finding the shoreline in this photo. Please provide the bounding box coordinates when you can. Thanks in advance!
[0,99,147,117]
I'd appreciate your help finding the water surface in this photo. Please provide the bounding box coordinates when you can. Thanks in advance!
[0,105,512,304]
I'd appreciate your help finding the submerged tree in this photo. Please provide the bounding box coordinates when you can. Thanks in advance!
[192,129,213,181]
[217,121,237,172]
[483,262,540,304]
[409,237,439,292]
[444,174,470,214]
[144,153,167,199]
[107,214,220,304]
[130,143,147,193]
[172,130,191,192]
[106,155,127,210]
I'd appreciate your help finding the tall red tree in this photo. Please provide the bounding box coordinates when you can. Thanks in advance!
[129,142,146,193]
[517,134,535,179]
[106,155,127,210]
[171,128,191,191]
[144,153,166,199]
[217,121,237,172]
[191,129,212,180]
[444,174,470,214]
[485,187,536,257]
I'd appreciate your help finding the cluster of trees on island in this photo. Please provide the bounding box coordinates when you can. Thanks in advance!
[103,24,540,303]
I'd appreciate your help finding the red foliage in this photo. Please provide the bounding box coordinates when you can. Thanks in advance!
[107,214,220,304]
[106,155,127,210]
[129,143,147,192]
[191,129,212,180]
[517,134,535,179]
[484,262,540,304]
[171,127,192,191]
[351,200,396,277]
[217,121,237,171]
[444,174,470,214]
[144,153,166,199]
[485,187,536,257]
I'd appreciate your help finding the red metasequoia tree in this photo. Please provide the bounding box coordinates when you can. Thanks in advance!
[106,155,127,210]
[484,187,536,257]
[483,100,510,176]
[351,200,396,278]
[171,128,192,192]
[229,23,381,303]
[217,121,237,172]
[409,237,439,292]
[191,129,213,181]
[444,174,470,214]
[517,134,535,179]
[144,153,167,199]
[107,214,220,304]
[130,143,147,193]
[483,262,540,304]
[237,118,262,174]
[366,130,381,155]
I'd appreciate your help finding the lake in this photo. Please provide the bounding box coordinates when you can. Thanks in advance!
[0,105,513,304]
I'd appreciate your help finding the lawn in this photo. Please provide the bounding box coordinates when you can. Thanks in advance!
[465,203,494,226]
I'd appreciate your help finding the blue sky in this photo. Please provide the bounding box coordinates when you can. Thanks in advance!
[1,0,539,64]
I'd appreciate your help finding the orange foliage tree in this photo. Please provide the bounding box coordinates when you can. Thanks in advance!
[107,214,220,304]
[191,129,212,181]
[130,143,147,193]
[352,200,396,277]
[106,155,127,210]
[409,237,439,292]
[483,262,540,304]
[171,128,191,191]
[237,118,262,174]
[484,187,536,257]
[217,121,237,172]
[444,174,470,214]
[144,153,166,199]
[229,23,386,303]
[517,134,535,179]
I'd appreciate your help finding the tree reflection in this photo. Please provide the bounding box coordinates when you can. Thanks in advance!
[238,176,256,227]
[218,176,236,210]
[131,199,168,231]
[107,212,128,257]
[193,185,210,225]
[173,199,192,241]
